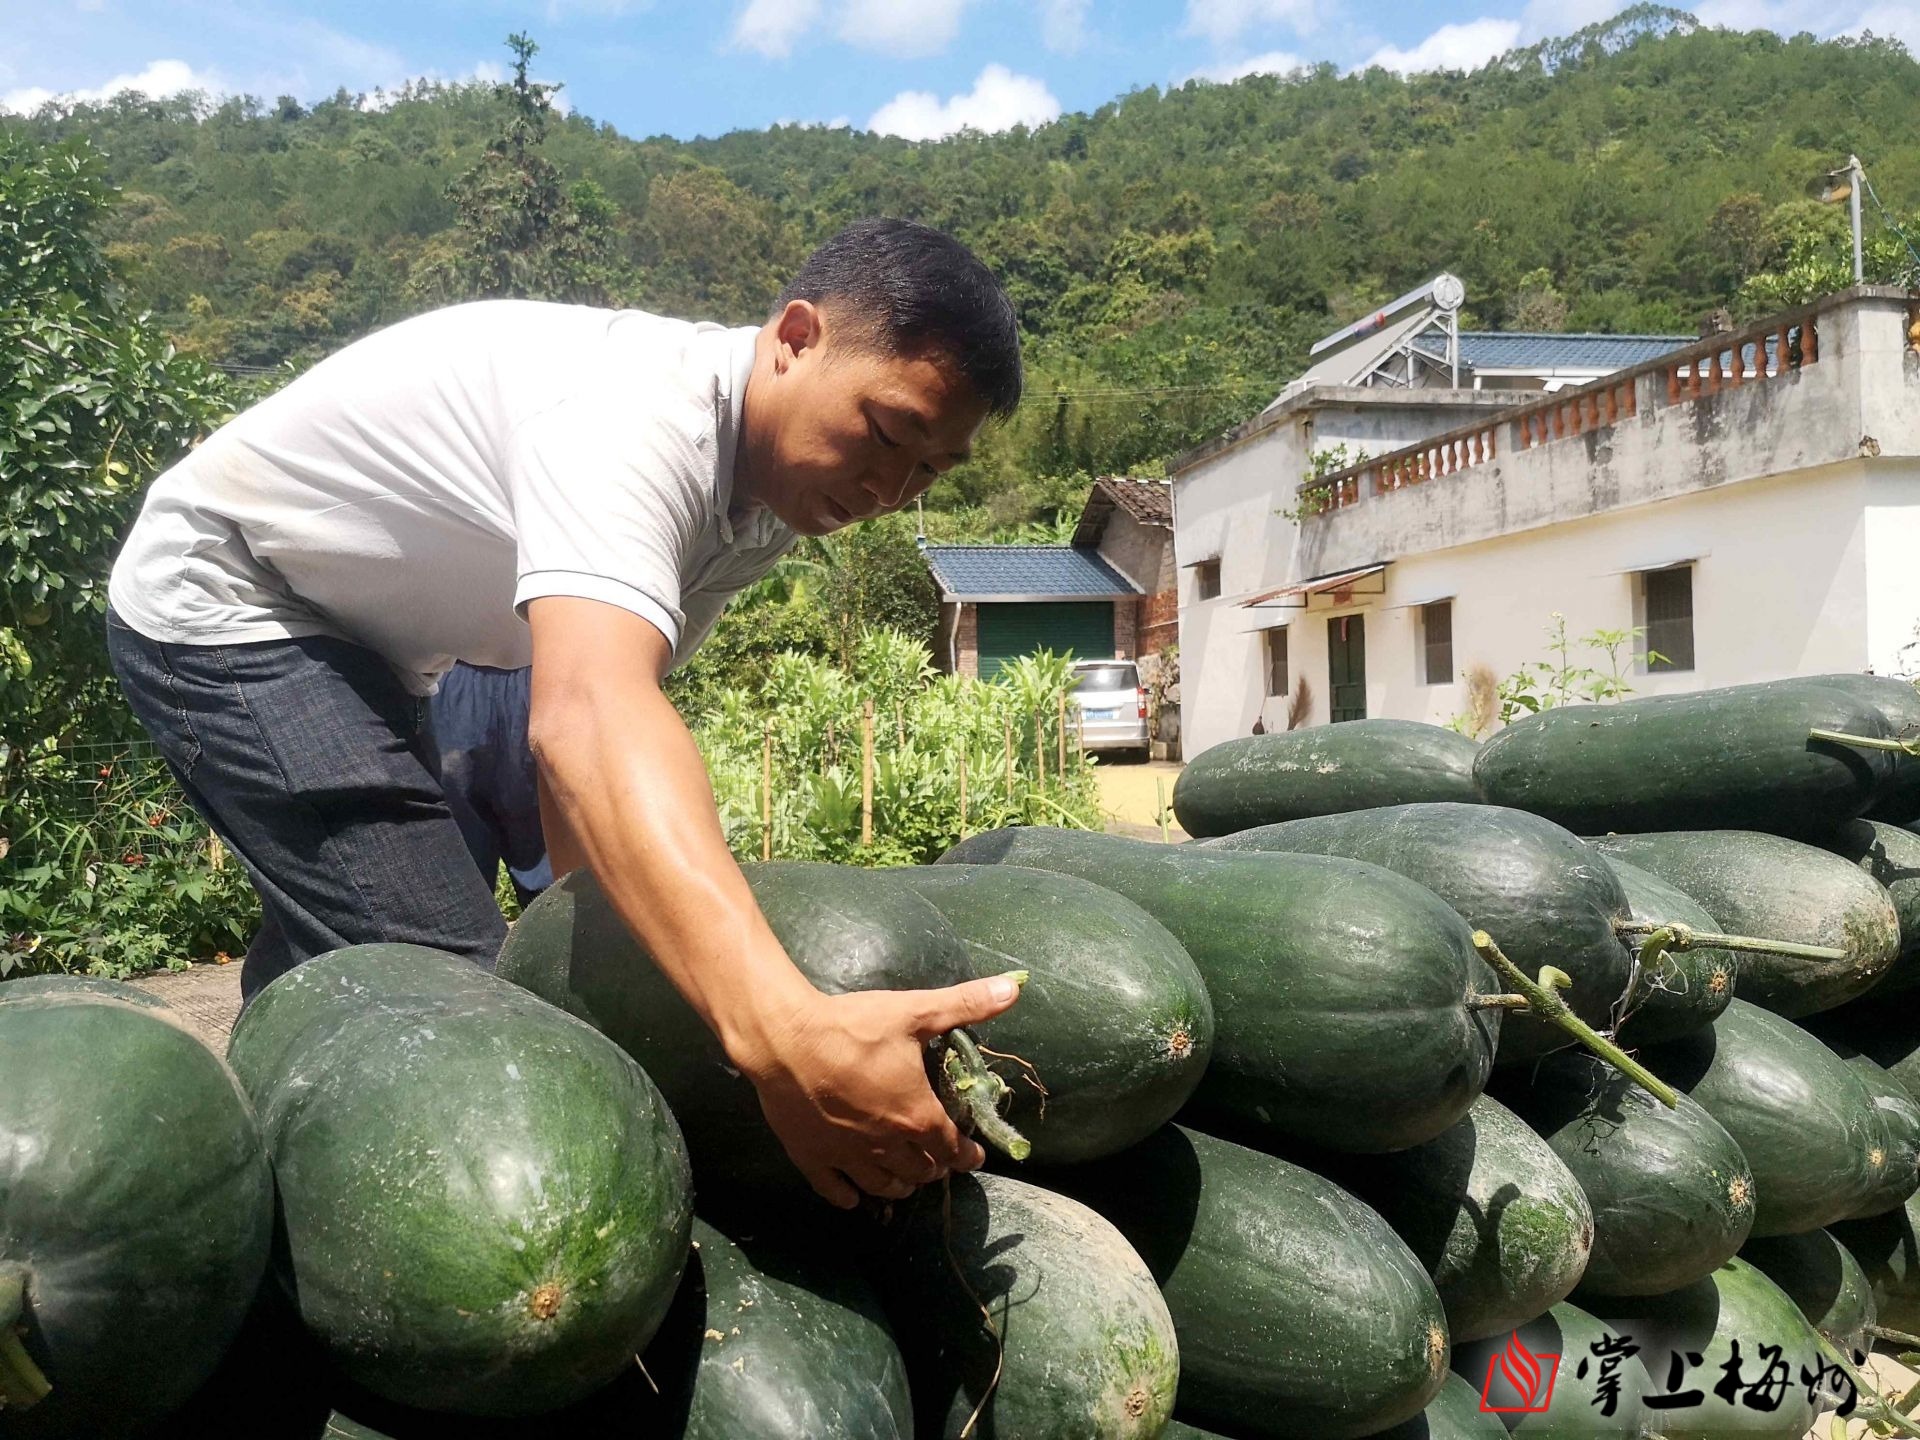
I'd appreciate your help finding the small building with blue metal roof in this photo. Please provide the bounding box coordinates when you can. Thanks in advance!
[923,479,1176,679]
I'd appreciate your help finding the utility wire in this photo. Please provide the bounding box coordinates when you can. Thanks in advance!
[1859,171,1920,273]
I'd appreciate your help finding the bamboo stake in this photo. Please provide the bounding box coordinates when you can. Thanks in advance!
[761,722,773,862]
[1004,717,1015,796]
[1056,691,1068,777]
[896,700,906,749]
[1157,777,1171,843]
[861,700,874,848]
[958,748,969,839]
[1034,713,1046,790]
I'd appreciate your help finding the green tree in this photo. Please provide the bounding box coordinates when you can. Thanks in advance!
[429,33,619,304]
[0,132,240,760]
[819,518,941,668]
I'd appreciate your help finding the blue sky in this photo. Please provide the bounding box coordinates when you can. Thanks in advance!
[2,0,1914,141]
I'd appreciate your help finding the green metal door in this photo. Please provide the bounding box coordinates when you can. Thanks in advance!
[1328,614,1367,722]
[976,602,1114,680]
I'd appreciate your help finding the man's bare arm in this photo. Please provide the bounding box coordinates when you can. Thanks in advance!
[524,595,1017,1206]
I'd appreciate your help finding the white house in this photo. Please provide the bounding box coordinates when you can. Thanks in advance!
[1170,284,1920,757]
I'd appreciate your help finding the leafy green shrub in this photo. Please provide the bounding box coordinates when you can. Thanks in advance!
[2,131,257,976]
[690,630,1100,866]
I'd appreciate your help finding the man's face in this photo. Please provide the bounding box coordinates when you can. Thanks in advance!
[747,301,992,536]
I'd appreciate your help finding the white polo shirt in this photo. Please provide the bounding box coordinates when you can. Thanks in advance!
[108,300,795,693]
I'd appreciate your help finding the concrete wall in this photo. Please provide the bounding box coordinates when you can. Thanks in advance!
[1260,464,1872,734]
[1173,290,1920,757]
[1172,388,1526,754]
[1866,459,1920,676]
[1296,297,1920,581]
[1098,511,1168,591]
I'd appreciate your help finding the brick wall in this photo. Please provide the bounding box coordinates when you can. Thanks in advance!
[957,603,979,678]
[1140,587,1180,655]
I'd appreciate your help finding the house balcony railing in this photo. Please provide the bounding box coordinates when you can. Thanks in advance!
[1297,297,1832,514]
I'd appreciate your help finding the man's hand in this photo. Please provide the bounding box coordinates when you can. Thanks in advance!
[736,973,1023,1209]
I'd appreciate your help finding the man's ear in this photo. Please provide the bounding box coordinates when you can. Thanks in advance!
[773,298,825,369]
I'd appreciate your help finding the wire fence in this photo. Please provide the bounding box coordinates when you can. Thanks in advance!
[14,739,226,870]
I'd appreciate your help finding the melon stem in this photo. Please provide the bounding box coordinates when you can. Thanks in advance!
[1810,727,1920,757]
[940,1029,1033,1162]
[1820,1335,1920,1439]
[1470,932,1680,1108]
[1872,1324,1920,1349]
[1617,919,1847,965]
[0,1265,51,1413]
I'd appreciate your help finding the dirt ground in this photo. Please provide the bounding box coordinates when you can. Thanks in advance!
[1093,756,1188,841]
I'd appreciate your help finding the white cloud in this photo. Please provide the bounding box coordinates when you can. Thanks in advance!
[838,0,972,56]
[1041,0,1092,53]
[1181,0,1321,45]
[1189,47,1307,81]
[1361,17,1522,72]
[357,60,524,114]
[730,0,824,57]
[1,57,221,114]
[1847,2,1920,45]
[1690,0,1828,30]
[1519,0,1630,41]
[868,63,1061,140]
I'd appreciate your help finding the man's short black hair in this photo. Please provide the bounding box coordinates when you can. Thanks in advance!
[775,218,1023,421]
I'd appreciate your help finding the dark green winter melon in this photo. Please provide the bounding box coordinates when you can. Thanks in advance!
[1597,1258,1824,1439]
[1828,1048,1920,1221]
[1742,1229,1877,1364]
[1451,1300,1650,1437]
[1823,818,1920,995]
[890,864,1215,1164]
[0,979,273,1440]
[936,827,1498,1154]
[1802,672,1920,824]
[1472,679,1893,839]
[636,1216,912,1439]
[1589,831,1900,1018]
[1833,1192,1920,1334]
[1601,854,1738,1044]
[875,1171,1177,1439]
[1800,1003,1920,1109]
[1493,1050,1755,1299]
[225,944,692,1417]
[1206,803,1632,1063]
[1171,720,1481,838]
[1048,1125,1450,1438]
[1639,1000,1891,1237]
[1296,1095,1593,1344]
[498,862,974,1201]
[1361,1372,1509,1439]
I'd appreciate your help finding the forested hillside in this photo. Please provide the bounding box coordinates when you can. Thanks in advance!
[8,4,1920,517]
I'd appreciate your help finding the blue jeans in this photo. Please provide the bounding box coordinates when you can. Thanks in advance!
[105,610,507,1004]
[429,663,553,908]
